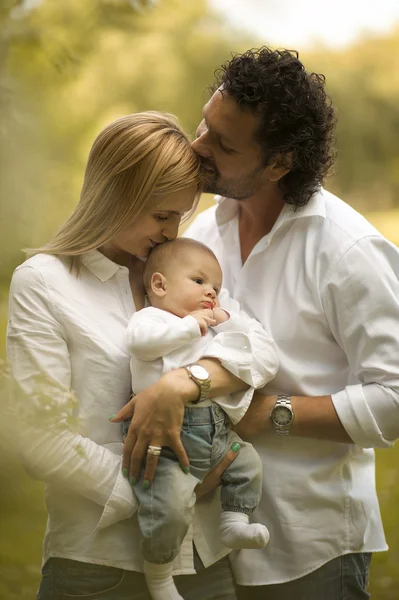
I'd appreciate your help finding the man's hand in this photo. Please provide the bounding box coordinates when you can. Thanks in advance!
[195,442,241,499]
[109,370,198,487]
[190,309,216,336]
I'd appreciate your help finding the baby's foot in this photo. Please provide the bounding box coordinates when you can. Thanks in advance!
[143,561,183,600]
[220,511,270,549]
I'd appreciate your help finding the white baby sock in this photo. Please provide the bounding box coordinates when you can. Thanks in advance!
[143,560,183,600]
[220,511,270,549]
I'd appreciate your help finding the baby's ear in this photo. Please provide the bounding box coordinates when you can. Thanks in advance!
[151,272,167,297]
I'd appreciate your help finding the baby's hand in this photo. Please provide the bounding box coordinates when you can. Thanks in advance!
[212,306,230,325]
[190,309,216,336]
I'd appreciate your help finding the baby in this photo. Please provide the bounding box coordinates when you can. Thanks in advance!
[124,237,279,600]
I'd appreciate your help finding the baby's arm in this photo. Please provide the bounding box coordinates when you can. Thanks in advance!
[127,307,202,361]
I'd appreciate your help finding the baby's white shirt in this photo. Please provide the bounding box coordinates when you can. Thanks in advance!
[127,304,278,424]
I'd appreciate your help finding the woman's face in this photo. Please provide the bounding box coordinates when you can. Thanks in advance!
[104,186,198,261]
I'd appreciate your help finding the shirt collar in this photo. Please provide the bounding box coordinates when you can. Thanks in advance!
[81,250,127,282]
[214,188,326,230]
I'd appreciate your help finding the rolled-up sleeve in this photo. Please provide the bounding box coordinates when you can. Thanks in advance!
[7,265,138,527]
[324,237,399,447]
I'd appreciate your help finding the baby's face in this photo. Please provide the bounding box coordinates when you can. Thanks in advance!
[163,250,223,317]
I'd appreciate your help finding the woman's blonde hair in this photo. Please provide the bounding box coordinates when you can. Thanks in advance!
[29,111,202,262]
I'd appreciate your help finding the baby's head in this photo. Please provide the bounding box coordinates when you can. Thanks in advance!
[143,238,223,317]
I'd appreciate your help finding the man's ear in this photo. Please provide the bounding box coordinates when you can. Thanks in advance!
[268,152,293,182]
[151,272,167,297]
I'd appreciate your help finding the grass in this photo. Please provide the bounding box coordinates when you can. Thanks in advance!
[370,448,399,599]
[1,205,399,599]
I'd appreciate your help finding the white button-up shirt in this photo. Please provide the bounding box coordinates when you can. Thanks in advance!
[184,189,399,585]
[6,249,276,574]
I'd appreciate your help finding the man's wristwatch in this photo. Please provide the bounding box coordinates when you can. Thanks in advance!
[185,364,211,404]
[270,395,294,435]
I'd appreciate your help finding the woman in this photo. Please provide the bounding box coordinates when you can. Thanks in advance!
[7,112,245,599]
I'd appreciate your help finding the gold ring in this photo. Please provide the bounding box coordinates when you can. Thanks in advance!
[147,445,162,456]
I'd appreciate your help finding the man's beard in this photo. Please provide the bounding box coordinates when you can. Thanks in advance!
[201,161,266,201]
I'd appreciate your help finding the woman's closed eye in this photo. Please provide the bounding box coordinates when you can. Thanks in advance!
[219,140,235,154]
[154,214,169,222]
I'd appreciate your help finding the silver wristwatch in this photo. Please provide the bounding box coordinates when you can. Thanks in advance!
[270,394,294,435]
[185,364,211,404]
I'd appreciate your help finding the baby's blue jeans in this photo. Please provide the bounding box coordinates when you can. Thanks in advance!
[123,403,262,564]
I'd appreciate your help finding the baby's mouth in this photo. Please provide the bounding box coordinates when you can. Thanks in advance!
[202,301,216,309]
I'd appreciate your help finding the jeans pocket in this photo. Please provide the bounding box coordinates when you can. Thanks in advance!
[59,559,125,598]
[37,561,53,600]
[342,553,372,599]
[361,552,372,590]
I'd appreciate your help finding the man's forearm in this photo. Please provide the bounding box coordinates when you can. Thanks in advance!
[177,360,352,443]
[236,393,354,444]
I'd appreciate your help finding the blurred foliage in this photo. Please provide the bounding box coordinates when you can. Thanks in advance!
[0,0,253,282]
[303,30,399,213]
[0,1,399,598]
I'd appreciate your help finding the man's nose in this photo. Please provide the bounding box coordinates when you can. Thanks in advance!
[191,122,211,158]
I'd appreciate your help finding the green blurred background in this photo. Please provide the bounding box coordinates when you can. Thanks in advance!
[1,1,399,598]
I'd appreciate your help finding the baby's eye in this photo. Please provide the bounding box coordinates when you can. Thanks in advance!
[194,278,203,285]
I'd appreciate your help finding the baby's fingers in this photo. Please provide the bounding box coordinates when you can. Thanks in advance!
[203,317,217,326]
[198,320,209,336]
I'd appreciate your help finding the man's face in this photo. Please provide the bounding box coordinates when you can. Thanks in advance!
[192,89,267,200]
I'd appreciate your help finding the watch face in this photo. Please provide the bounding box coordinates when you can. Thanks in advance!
[272,406,292,426]
[190,365,209,381]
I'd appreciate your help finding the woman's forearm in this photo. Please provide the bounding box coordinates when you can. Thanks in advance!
[17,422,137,515]
[199,357,248,397]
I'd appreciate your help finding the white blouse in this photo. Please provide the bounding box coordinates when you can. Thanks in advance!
[6,249,274,573]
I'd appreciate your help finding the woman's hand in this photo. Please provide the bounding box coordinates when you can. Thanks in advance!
[109,370,198,487]
[195,442,241,499]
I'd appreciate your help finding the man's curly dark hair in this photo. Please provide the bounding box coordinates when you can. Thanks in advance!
[213,47,336,208]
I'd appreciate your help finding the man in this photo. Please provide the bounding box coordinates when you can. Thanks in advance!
[185,46,399,599]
